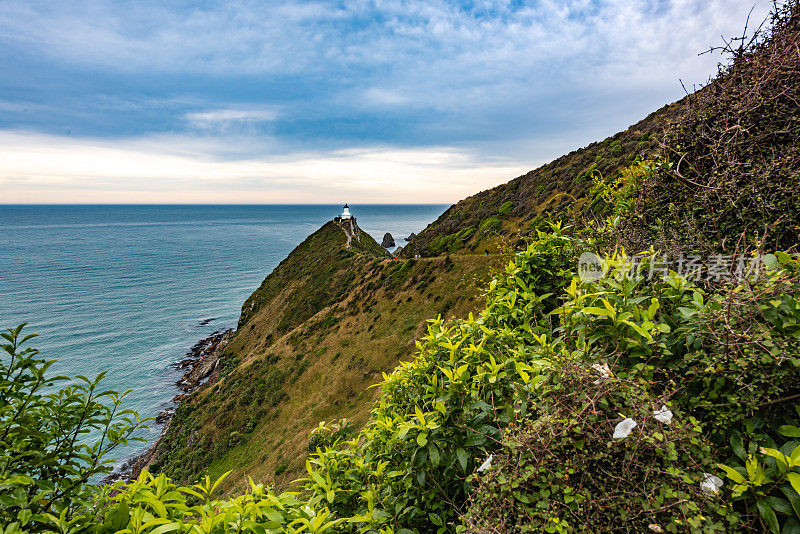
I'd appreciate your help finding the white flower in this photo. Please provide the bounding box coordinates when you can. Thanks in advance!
[303,505,316,517]
[613,418,637,439]
[648,525,664,533]
[477,454,493,472]
[700,473,723,494]
[591,362,613,378]
[653,405,673,424]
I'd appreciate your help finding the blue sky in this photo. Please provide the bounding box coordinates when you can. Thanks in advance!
[0,0,772,203]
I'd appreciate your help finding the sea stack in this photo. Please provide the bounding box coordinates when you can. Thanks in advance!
[381,233,395,248]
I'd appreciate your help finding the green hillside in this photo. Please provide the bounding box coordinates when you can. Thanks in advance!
[401,100,687,258]
[148,219,500,491]
[154,0,800,501]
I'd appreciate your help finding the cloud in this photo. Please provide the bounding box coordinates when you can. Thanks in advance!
[0,130,529,203]
[0,0,775,201]
[183,108,281,134]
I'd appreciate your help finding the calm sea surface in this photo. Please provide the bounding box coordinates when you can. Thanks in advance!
[0,204,447,465]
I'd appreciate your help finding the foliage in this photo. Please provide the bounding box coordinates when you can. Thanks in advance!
[3,231,800,532]
[497,202,514,217]
[299,229,582,531]
[0,324,146,532]
[70,471,338,534]
[478,217,501,234]
[622,1,800,253]
[463,249,800,532]
[718,425,800,534]
[462,363,737,533]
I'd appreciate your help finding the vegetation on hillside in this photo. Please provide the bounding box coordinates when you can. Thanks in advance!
[5,231,799,532]
[2,2,799,533]
[149,223,498,489]
[405,3,799,259]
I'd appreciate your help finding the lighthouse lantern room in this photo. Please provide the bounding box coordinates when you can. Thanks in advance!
[341,204,352,220]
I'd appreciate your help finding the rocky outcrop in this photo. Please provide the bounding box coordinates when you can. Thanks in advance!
[381,233,395,248]
[175,329,233,393]
[405,233,416,242]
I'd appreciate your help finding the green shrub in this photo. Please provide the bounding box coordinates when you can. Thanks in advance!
[479,216,502,233]
[0,324,147,531]
[463,362,738,533]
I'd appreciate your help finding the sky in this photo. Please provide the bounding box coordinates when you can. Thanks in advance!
[0,0,773,204]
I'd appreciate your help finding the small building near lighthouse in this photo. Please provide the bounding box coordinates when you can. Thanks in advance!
[341,204,353,220]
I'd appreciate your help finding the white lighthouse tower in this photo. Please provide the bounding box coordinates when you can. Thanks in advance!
[341,204,353,220]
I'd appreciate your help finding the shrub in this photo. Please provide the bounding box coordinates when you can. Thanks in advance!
[463,362,739,533]
[0,324,147,531]
[479,217,502,234]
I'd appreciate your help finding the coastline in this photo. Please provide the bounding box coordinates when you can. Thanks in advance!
[107,328,234,482]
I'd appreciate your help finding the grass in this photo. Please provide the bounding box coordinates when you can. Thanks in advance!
[151,221,500,493]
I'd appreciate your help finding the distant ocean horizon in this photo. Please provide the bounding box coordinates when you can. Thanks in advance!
[0,204,448,466]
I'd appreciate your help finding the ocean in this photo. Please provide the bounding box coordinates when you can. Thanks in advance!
[0,204,447,465]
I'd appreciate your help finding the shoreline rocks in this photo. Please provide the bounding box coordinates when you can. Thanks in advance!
[104,328,233,483]
[381,232,395,248]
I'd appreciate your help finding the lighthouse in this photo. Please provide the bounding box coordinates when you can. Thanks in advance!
[341,204,353,220]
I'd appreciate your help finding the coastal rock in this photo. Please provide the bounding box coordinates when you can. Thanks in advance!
[381,233,395,248]
[179,329,233,391]
[405,233,416,242]
[156,408,174,424]
[392,246,403,257]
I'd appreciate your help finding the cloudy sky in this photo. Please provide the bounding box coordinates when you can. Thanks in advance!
[0,0,771,203]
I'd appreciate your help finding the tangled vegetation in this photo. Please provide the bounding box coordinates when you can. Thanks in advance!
[4,230,799,532]
[2,3,799,533]
[628,1,800,253]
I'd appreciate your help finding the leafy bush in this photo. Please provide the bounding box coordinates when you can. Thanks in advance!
[90,471,339,534]
[497,202,514,216]
[0,324,146,532]
[479,217,502,234]
[623,2,800,253]
[718,427,800,533]
[463,362,738,533]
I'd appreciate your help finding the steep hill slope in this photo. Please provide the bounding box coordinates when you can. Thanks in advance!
[150,219,500,491]
[405,11,799,258]
[401,100,689,257]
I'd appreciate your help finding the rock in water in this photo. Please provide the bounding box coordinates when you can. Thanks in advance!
[381,233,395,248]
[405,232,416,242]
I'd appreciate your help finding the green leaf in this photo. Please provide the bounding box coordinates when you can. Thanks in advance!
[730,433,746,460]
[764,496,793,515]
[778,425,800,438]
[718,464,746,484]
[428,445,440,467]
[783,518,800,534]
[150,523,180,534]
[787,472,800,495]
[428,512,443,526]
[757,500,780,534]
[456,448,468,472]
[582,307,614,317]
